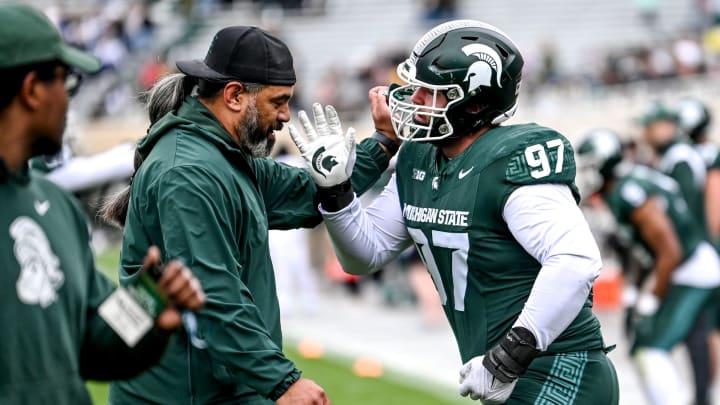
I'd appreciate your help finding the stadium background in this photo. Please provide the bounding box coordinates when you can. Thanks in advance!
[21,0,720,403]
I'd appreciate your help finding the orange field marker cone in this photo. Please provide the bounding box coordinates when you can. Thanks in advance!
[353,357,384,378]
[297,339,324,359]
[593,267,623,311]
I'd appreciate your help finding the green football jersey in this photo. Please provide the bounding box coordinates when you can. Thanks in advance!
[603,164,704,264]
[395,123,604,362]
[658,140,707,238]
[695,142,720,171]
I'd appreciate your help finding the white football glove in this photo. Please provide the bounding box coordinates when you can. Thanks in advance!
[459,356,518,404]
[289,103,356,188]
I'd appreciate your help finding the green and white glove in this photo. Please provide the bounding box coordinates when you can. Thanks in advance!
[459,327,539,403]
[459,355,518,404]
[289,103,356,188]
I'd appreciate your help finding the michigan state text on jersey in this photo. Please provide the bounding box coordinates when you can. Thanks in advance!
[305,19,619,404]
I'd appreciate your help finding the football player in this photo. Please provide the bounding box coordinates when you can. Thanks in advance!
[675,96,720,248]
[638,100,716,405]
[576,129,720,405]
[291,20,618,404]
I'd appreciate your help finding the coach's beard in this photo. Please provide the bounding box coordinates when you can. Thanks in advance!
[236,102,275,158]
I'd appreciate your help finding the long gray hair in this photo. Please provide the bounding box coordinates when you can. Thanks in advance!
[101,73,197,227]
[145,73,198,125]
[101,73,267,227]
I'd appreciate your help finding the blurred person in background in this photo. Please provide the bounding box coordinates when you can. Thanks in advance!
[639,100,716,405]
[0,4,205,404]
[101,24,397,404]
[269,144,319,317]
[576,129,720,405]
[398,248,445,328]
[675,95,720,396]
[675,96,720,248]
[291,19,618,404]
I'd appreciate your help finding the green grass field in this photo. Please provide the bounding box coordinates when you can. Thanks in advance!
[87,344,466,405]
[89,249,467,405]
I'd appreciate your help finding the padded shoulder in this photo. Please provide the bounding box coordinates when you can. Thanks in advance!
[500,124,576,187]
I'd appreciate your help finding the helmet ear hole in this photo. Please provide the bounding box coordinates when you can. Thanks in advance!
[393,19,524,141]
[465,102,486,114]
[495,45,509,57]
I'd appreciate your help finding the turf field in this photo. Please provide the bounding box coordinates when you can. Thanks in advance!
[89,250,466,405]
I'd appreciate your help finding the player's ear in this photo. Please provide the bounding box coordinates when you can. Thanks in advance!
[224,81,247,113]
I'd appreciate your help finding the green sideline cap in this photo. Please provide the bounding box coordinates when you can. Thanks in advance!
[636,101,678,126]
[0,4,100,73]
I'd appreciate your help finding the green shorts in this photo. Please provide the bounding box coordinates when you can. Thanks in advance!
[634,284,718,351]
[506,350,618,405]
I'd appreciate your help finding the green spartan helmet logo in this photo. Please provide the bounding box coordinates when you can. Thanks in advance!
[312,146,339,178]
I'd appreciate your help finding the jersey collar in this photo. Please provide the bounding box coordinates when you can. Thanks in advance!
[0,157,31,185]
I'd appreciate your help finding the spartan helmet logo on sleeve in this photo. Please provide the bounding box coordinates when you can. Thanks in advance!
[10,217,64,307]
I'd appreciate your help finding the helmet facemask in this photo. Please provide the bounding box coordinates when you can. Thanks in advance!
[388,19,524,143]
[575,129,625,198]
[575,154,606,198]
[389,63,465,142]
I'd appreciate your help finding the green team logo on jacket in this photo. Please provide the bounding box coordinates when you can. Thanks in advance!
[10,216,64,307]
[311,146,338,178]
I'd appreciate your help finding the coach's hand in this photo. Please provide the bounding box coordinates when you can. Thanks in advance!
[277,377,330,405]
[143,246,206,331]
[459,355,517,404]
[289,103,356,188]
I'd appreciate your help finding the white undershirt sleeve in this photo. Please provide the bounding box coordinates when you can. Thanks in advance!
[320,173,413,274]
[47,143,135,192]
[503,183,602,351]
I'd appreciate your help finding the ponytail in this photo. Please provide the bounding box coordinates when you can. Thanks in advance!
[102,73,198,228]
[145,73,198,125]
[100,148,144,228]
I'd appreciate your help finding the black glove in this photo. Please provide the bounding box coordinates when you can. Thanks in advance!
[482,327,540,383]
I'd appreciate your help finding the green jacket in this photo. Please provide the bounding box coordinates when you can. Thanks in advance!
[0,161,171,405]
[109,97,389,404]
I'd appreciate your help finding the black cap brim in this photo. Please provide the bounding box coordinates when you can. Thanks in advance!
[176,59,233,81]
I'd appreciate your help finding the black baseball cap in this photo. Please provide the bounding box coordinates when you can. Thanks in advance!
[176,26,296,86]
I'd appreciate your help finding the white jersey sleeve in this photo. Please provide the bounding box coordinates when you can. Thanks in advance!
[503,183,602,351]
[320,173,413,274]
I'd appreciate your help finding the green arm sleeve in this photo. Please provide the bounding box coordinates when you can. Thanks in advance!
[259,137,389,230]
[75,198,171,380]
[155,166,299,397]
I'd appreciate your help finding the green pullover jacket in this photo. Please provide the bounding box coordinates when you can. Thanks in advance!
[109,96,389,404]
[0,161,171,405]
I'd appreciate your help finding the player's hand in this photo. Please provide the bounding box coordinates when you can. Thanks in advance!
[289,103,356,188]
[629,291,660,344]
[369,86,396,139]
[142,246,206,331]
[276,377,330,405]
[459,356,517,403]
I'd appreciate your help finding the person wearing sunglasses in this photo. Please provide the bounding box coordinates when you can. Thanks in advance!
[0,5,207,405]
